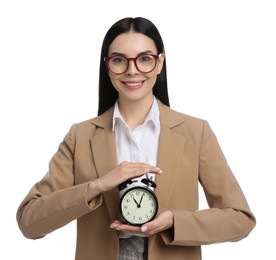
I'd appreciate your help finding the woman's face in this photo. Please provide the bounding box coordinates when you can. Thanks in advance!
[107,32,164,104]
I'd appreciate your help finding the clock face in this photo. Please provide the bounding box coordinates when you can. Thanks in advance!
[120,186,158,225]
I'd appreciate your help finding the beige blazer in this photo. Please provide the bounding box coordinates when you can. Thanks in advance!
[17,100,256,260]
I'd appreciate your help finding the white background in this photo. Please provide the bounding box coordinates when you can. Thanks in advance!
[1,0,275,259]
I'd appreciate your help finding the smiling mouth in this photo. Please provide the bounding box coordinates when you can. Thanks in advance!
[123,81,144,89]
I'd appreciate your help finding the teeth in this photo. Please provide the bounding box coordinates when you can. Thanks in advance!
[126,82,142,87]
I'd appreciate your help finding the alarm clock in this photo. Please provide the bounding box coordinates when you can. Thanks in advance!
[119,176,158,226]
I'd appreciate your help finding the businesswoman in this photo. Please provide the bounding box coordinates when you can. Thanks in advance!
[17,17,256,260]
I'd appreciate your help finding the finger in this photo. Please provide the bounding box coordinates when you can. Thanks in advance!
[140,223,160,236]
[148,166,163,174]
[110,222,141,234]
[120,161,150,169]
[124,162,162,173]
[130,164,163,175]
[140,216,164,235]
[110,220,123,229]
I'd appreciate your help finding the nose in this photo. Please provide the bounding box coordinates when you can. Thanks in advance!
[125,60,139,75]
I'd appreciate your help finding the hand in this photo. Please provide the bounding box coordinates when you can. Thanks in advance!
[110,210,173,237]
[133,197,140,208]
[86,161,163,201]
[99,161,162,192]
[138,193,145,207]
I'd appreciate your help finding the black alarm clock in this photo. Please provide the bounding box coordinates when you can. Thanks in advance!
[119,176,158,226]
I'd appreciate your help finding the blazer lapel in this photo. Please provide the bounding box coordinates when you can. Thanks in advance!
[155,125,186,212]
[155,101,186,212]
[149,101,186,250]
[90,108,121,221]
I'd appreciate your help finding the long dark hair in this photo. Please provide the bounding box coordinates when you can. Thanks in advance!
[97,17,170,116]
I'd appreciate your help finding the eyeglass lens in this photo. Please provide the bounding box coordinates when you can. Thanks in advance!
[107,54,158,74]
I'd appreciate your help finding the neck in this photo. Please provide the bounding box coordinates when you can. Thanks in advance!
[118,95,154,129]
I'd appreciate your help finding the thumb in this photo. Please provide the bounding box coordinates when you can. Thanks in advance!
[141,225,148,232]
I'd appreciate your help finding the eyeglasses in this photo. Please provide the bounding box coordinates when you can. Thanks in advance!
[104,53,161,75]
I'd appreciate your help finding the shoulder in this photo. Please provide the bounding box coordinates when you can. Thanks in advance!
[158,100,207,128]
[158,101,215,143]
[66,106,114,138]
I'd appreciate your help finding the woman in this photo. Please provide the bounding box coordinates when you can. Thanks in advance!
[17,17,256,260]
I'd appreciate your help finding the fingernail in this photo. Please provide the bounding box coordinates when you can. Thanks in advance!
[141,226,148,232]
[153,167,163,174]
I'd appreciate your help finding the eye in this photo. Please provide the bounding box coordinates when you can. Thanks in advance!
[111,56,127,64]
[138,55,154,63]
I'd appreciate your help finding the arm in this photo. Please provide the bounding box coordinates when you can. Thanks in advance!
[16,124,102,239]
[17,124,162,239]
[162,121,256,246]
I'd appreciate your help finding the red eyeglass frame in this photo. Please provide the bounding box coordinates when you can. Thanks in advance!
[104,53,161,75]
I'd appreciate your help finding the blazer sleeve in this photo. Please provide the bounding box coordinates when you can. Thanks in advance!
[161,120,256,246]
[16,124,102,239]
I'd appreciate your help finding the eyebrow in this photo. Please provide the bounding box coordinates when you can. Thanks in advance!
[109,50,154,57]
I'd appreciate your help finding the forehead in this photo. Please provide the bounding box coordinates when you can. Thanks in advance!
[108,32,157,55]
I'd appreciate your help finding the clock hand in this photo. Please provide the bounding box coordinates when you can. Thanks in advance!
[133,198,140,208]
[138,193,145,207]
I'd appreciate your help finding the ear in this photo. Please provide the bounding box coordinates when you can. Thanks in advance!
[157,53,165,75]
